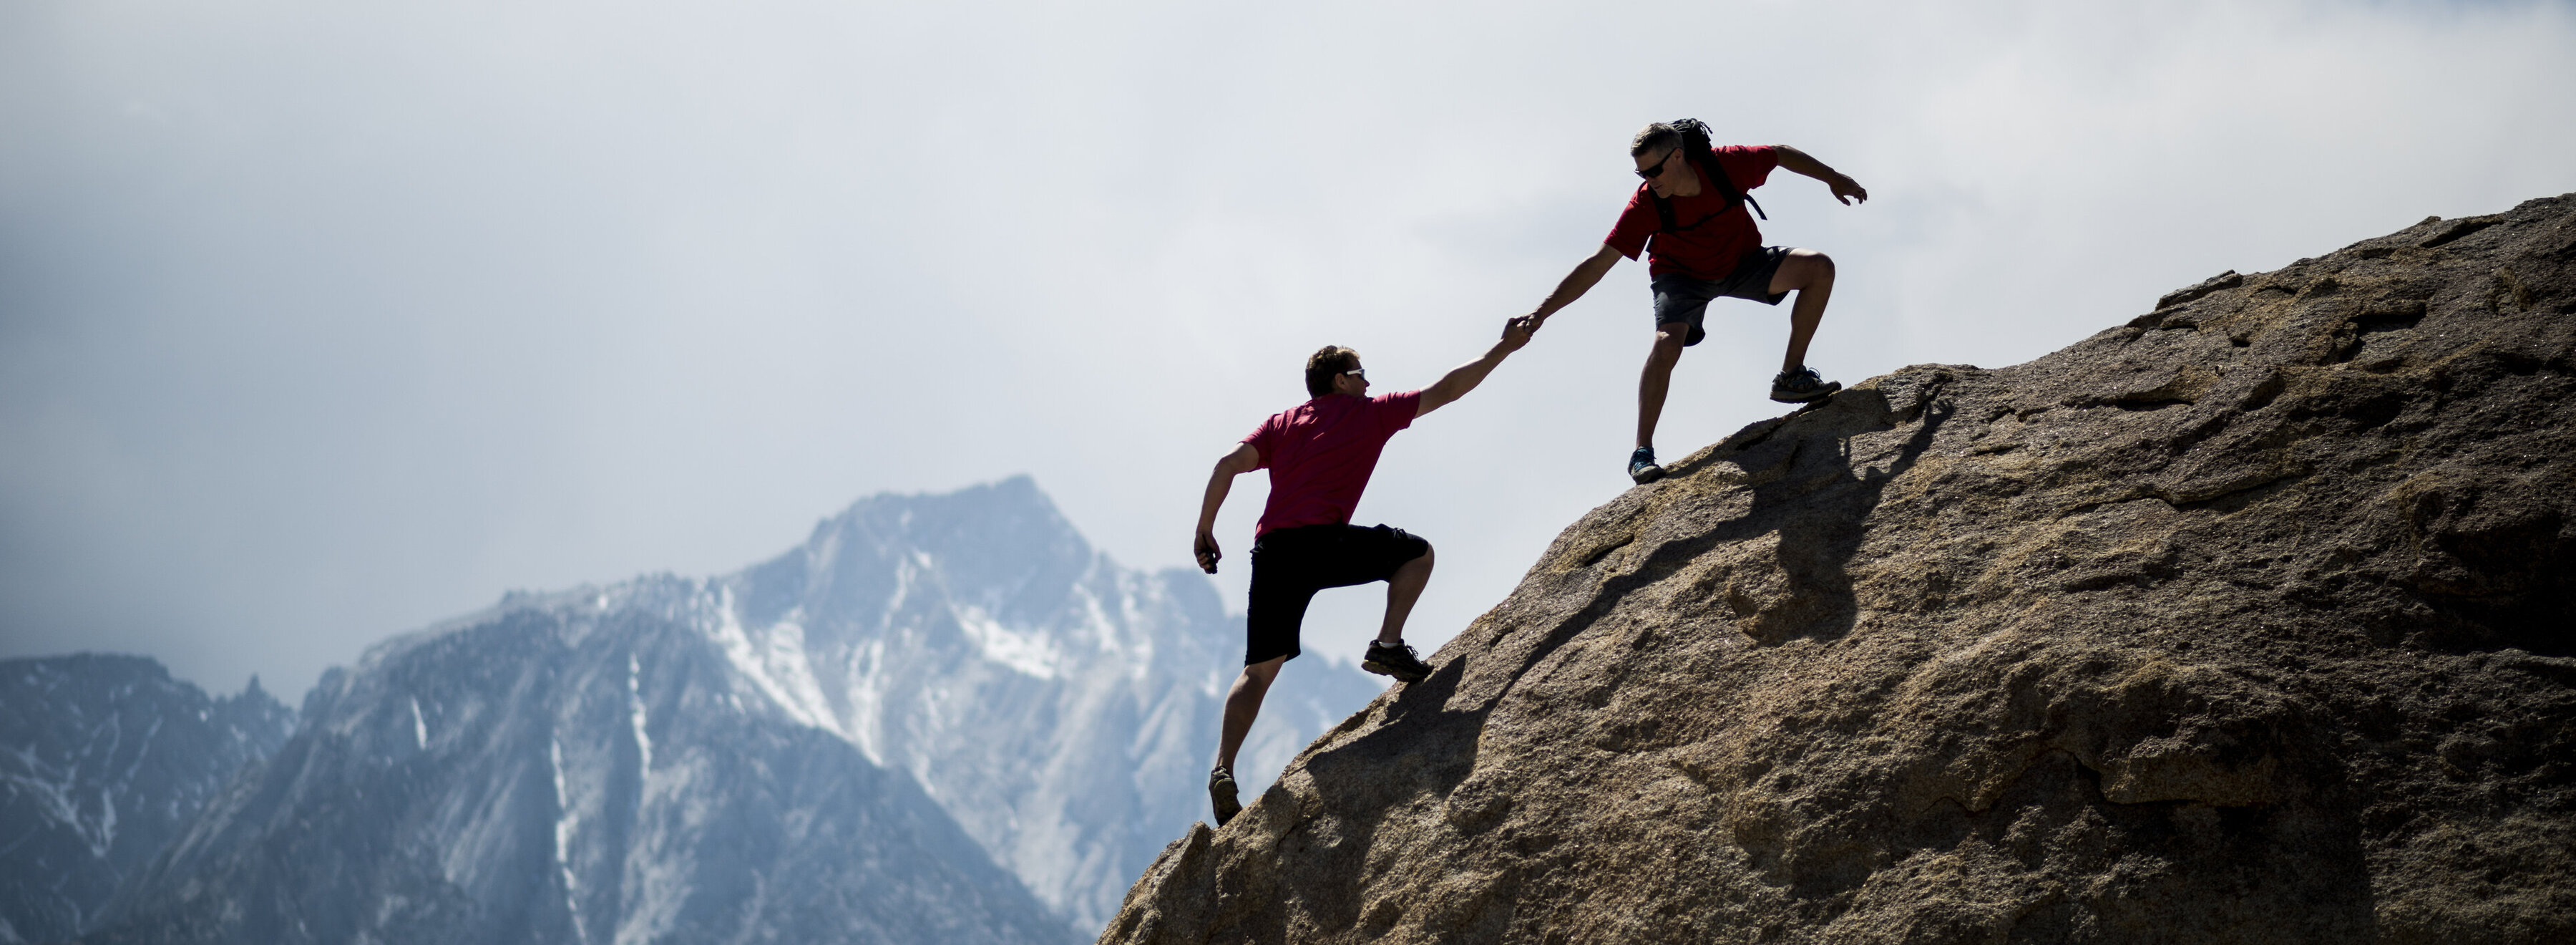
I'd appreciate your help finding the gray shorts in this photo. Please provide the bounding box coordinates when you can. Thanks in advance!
[1652,246,1793,346]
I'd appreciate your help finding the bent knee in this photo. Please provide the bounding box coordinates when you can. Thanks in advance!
[1791,249,1835,281]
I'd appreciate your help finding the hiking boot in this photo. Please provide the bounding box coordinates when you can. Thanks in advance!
[1627,446,1666,485]
[1209,765,1241,826]
[1362,641,1433,684]
[1770,366,1843,403]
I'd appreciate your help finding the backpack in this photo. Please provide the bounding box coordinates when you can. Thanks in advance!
[1647,119,1767,237]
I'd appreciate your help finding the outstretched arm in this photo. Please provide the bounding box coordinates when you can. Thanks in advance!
[1415,315,1536,418]
[1525,243,1626,327]
[1194,442,1262,573]
[1774,145,1867,205]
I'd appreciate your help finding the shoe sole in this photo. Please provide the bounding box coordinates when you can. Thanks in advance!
[1210,777,1241,826]
[1769,382,1843,404]
[1629,465,1667,485]
[1361,659,1430,684]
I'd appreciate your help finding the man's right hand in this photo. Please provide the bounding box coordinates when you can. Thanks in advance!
[1194,529,1222,573]
[1827,173,1869,205]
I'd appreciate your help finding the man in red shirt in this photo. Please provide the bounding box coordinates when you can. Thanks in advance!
[1191,315,1534,825]
[1523,119,1870,484]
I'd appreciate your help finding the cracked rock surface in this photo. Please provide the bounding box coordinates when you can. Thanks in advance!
[1101,195,2576,944]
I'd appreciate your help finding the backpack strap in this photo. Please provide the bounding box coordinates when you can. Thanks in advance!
[1704,150,1767,221]
[1652,189,1680,232]
[1649,148,1768,238]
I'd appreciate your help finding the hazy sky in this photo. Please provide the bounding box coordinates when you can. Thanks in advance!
[5,0,2572,700]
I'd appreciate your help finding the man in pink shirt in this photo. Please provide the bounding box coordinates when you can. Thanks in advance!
[1192,315,1535,825]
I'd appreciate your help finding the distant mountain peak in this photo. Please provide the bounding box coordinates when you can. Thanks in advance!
[78,476,1384,942]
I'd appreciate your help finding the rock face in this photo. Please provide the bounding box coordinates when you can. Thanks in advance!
[1101,196,2576,944]
[0,655,294,945]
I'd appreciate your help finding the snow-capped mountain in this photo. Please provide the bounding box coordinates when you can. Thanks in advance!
[88,582,1073,945]
[0,654,294,945]
[83,476,1381,941]
[715,476,1380,930]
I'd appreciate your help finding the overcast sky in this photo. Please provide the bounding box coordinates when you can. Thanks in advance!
[5,0,2572,700]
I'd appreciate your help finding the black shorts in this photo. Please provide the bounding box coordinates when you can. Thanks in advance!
[1244,523,1431,665]
[1652,246,1793,346]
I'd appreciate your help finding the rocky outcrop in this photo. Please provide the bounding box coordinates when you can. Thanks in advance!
[1101,196,2576,944]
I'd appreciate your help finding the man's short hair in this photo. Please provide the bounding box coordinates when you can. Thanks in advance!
[1631,119,1712,159]
[1304,346,1360,397]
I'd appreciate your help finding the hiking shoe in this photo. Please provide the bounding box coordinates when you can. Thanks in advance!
[1770,366,1843,403]
[1627,446,1666,485]
[1209,765,1241,826]
[1362,641,1433,684]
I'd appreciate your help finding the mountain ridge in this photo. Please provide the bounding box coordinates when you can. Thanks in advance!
[77,475,1380,943]
[0,654,294,945]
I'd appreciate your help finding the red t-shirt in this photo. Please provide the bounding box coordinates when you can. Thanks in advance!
[1604,145,1778,281]
[1241,390,1423,536]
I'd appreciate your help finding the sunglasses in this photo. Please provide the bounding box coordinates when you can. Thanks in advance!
[1635,150,1677,180]
[1342,367,1367,379]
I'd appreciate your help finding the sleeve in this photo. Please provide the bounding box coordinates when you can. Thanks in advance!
[1240,415,1279,470]
[1375,391,1425,434]
[1714,145,1778,190]
[1603,188,1659,260]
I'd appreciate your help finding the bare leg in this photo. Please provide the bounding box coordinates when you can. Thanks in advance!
[1376,546,1435,644]
[1634,324,1690,450]
[1216,656,1285,771]
[1770,250,1836,372]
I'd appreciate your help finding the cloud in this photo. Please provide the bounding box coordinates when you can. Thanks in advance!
[4,0,2572,696]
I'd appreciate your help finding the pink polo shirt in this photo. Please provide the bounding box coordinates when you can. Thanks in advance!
[1241,390,1423,536]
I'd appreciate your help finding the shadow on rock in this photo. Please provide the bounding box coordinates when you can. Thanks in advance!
[1664,386,1956,646]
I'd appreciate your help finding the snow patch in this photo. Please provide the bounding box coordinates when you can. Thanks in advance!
[409,698,428,750]
[2,748,75,828]
[1,746,112,858]
[955,605,1064,679]
[94,788,115,856]
[707,588,846,738]
[883,553,924,622]
[548,737,589,944]
[626,655,652,772]
[842,639,887,765]
[1073,585,1121,655]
